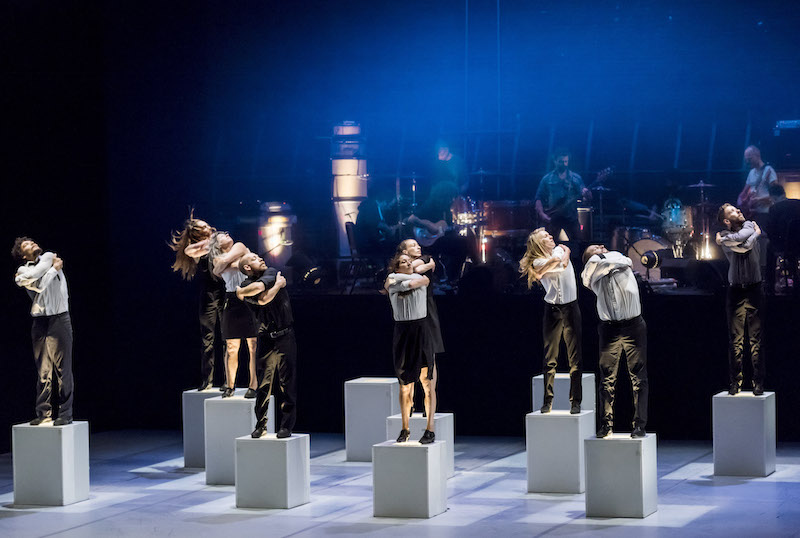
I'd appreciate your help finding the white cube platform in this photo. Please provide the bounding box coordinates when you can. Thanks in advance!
[13,421,90,506]
[345,377,400,462]
[235,433,310,509]
[584,433,658,518]
[372,440,447,518]
[713,391,776,477]
[182,387,230,468]
[532,373,595,413]
[386,412,455,478]
[526,410,594,493]
[204,394,274,485]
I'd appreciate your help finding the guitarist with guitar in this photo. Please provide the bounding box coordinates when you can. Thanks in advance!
[738,145,777,221]
[535,149,592,248]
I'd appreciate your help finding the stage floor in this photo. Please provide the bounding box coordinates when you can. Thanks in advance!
[1,431,800,537]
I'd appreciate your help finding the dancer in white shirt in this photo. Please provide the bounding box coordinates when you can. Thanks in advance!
[519,228,583,414]
[582,245,648,438]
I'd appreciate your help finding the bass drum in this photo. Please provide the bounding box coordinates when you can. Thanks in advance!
[482,200,535,237]
[610,227,653,252]
[627,237,669,281]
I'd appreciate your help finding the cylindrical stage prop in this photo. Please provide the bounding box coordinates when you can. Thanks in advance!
[331,121,368,257]
[259,202,297,269]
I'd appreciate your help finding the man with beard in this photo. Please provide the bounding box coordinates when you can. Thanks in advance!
[716,203,764,395]
[535,149,591,248]
[12,237,74,426]
[236,253,296,439]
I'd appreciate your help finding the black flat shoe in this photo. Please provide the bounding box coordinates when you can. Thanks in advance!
[753,384,764,396]
[276,428,291,439]
[540,401,552,414]
[419,430,435,444]
[631,426,646,438]
[219,385,228,392]
[198,382,212,391]
[596,424,612,438]
[53,417,72,426]
[29,417,52,426]
[244,388,257,399]
[728,383,740,395]
[251,423,267,438]
[396,429,410,442]
[570,402,581,414]
[222,387,235,398]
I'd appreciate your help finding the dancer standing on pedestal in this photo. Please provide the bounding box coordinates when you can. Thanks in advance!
[396,239,443,417]
[236,253,296,439]
[581,245,648,438]
[715,203,764,395]
[386,253,436,444]
[207,232,258,399]
[170,212,227,391]
[12,237,74,426]
[519,228,583,414]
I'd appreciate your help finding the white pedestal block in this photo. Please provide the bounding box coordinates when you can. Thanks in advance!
[13,421,90,506]
[584,433,658,518]
[713,391,776,477]
[386,413,455,478]
[345,377,400,462]
[372,440,447,518]
[182,388,229,468]
[235,433,310,509]
[204,395,274,485]
[526,410,594,493]
[532,373,596,413]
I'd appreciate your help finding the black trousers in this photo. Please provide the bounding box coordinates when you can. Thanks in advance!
[31,312,74,420]
[199,285,225,386]
[598,315,648,429]
[254,329,297,431]
[542,301,583,404]
[727,284,765,388]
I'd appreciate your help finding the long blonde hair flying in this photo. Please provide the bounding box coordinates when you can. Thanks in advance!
[518,228,550,289]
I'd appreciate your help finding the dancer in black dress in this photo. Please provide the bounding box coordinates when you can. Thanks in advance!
[207,232,259,398]
[386,253,436,444]
[170,212,226,391]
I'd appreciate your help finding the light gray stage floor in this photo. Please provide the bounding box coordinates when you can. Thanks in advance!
[1,430,800,537]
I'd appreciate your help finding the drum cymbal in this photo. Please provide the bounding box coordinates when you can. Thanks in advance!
[687,181,716,188]
[591,186,613,192]
[469,169,509,176]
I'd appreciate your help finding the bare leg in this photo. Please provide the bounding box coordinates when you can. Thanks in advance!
[399,383,413,431]
[246,337,258,390]
[420,366,437,432]
[225,339,241,390]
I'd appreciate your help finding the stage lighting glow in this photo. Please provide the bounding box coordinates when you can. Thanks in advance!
[259,202,296,267]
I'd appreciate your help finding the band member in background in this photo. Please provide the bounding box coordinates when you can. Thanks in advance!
[716,204,765,395]
[738,145,777,221]
[12,238,74,426]
[582,245,648,439]
[433,140,468,194]
[170,212,226,391]
[354,185,398,260]
[767,183,800,294]
[385,253,436,444]
[519,229,582,414]
[207,232,258,399]
[535,149,591,249]
[237,253,297,439]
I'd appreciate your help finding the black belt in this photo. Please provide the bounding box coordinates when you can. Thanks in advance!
[729,282,761,290]
[601,314,642,328]
[268,326,293,339]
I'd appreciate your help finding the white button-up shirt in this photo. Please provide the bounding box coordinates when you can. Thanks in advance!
[15,252,70,317]
[581,251,641,322]
[533,246,578,305]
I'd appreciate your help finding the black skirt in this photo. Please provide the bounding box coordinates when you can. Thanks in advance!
[419,262,445,354]
[393,319,435,385]
[222,292,258,339]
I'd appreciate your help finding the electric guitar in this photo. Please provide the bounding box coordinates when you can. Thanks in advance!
[407,215,450,247]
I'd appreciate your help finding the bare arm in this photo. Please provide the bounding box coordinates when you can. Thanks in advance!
[236,281,266,300]
[534,199,550,222]
[213,242,249,276]
[184,239,210,259]
[257,273,286,305]
[413,258,435,274]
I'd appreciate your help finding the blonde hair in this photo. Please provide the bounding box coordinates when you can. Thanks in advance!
[518,228,550,288]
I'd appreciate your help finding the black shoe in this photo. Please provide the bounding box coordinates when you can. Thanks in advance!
[244,388,257,399]
[219,385,228,392]
[631,426,646,438]
[570,402,581,414]
[728,383,741,395]
[396,429,411,442]
[596,424,612,438]
[540,401,552,414]
[251,422,267,438]
[29,417,52,426]
[753,383,764,396]
[221,387,235,398]
[276,428,291,439]
[53,417,72,426]
[419,430,435,444]
[198,382,212,391]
